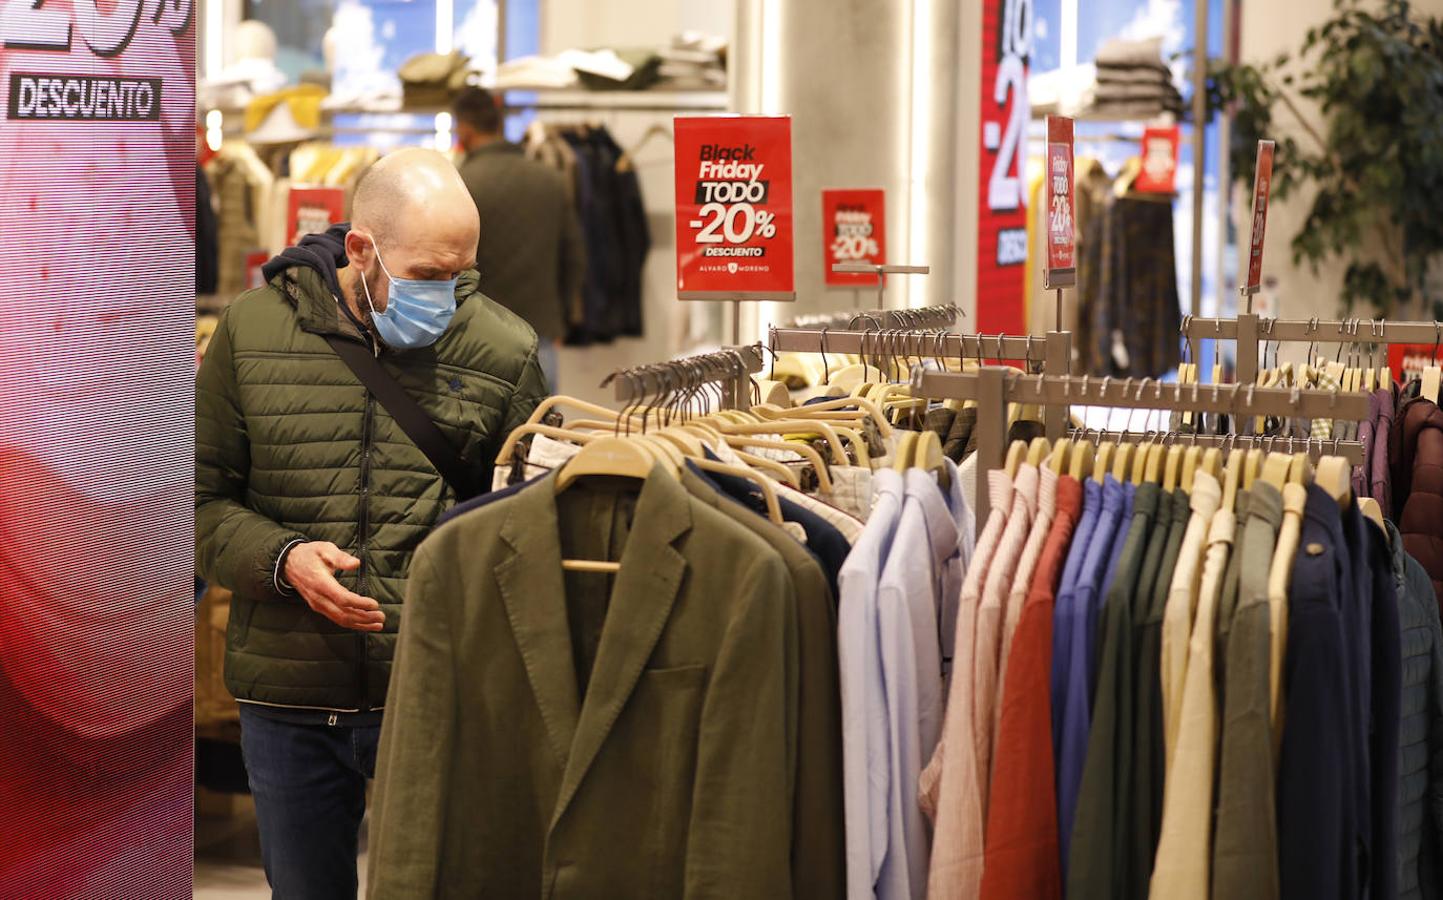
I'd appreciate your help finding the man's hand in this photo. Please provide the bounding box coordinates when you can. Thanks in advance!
[283,542,386,632]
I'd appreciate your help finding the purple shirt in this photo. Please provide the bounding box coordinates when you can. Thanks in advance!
[1058,475,1127,877]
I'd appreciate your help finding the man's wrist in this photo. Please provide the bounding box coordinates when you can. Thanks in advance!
[274,538,307,596]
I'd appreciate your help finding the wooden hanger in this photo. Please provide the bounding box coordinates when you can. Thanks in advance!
[1027,437,1051,468]
[495,424,595,466]
[1048,438,1071,475]
[554,436,659,573]
[1165,444,1184,492]
[892,432,919,472]
[1093,440,1115,484]
[692,458,785,525]
[1287,451,1312,485]
[1180,445,1201,493]
[729,449,800,487]
[913,431,950,488]
[756,394,894,438]
[1316,454,1352,507]
[1005,440,1028,478]
[1359,497,1386,530]
[720,435,833,493]
[1144,442,1166,484]
[1111,439,1134,483]
[1071,437,1096,482]
[1222,447,1244,513]
[1201,447,1222,480]
[1260,451,1292,490]
[715,419,848,465]
[1242,448,1263,490]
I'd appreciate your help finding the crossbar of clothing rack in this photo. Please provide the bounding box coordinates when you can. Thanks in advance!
[607,343,763,408]
[910,366,1373,524]
[769,326,1075,440]
[1184,314,1443,385]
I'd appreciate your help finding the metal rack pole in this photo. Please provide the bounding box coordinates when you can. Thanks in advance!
[1044,330,1071,440]
[974,366,1009,524]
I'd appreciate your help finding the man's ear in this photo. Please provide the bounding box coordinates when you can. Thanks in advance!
[344,229,374,267]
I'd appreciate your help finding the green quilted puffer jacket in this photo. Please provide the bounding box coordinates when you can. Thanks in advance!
[196,264,546,712]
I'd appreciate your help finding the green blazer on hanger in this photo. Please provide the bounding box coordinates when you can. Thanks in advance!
[367,467,801,899]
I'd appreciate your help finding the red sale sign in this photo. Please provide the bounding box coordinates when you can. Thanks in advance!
[287,186,346,246]
[1044,116,1076,289]
[1242,140,1276,297]
[674,115,795,298]
[977,0,1030,332]
[822,189,886,287]
[1136,126,1180,194]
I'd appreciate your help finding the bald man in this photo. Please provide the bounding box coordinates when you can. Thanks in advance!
[196,148,546,898]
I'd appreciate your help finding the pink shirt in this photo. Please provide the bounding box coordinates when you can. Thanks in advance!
[996,465,1057,730]
[975,465,1037,802]
[919,468,1013,900]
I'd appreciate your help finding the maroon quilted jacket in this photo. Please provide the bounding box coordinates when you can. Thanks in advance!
[1391,396,1443,603]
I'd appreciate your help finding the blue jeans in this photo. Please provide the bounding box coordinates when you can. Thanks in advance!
[238,705,381,899]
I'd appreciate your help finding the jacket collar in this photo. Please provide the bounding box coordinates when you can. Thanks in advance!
[492,467,693,828]
[464,139,522,163]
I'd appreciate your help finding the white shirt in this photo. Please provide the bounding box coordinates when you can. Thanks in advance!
[839,470,907,899]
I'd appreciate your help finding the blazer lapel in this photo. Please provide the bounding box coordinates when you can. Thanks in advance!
[496,472,582,769]
[551,471,693,826]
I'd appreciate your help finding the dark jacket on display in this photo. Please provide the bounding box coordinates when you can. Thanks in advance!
[1388,520,1443,900]
[1392,397,1443,603]
[367,469,798,898]
[457,141,587,342]
[195,224,546,712]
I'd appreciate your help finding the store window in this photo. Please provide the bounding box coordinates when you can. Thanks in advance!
[244,0,337,83]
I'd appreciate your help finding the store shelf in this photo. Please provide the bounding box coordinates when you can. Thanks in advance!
[500,88,729,112]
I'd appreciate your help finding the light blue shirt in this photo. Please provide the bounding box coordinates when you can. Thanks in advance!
[873,461,971,900]
[839,469,906,900]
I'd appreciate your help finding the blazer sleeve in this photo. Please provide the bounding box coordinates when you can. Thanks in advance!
[684,553,799,899]
[367,545,457,898]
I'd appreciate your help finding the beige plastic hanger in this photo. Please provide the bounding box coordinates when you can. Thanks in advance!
[1164,443,1184,491]
[1027,437,1052,468]
[554,436,658,573]
[1004,439,1028,478]
[892,432,919,472]
[495,424,596,466]
[692,458,785,525]
[1222,440,1245,513]
[913,430,950,488]
[1316,454,1352,507]
[1048,437,1071,475]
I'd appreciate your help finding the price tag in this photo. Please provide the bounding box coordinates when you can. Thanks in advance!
[822,189,886,286]
[1241,140,1276,298]
[674,115,795,299]
[1043,115,1076,290]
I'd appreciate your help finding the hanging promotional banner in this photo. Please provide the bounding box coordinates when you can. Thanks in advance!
[287,186,347,246]
[822,188,886,287]
[1135,125,1181,194]
[1241,140,1276,297]
[977,0,1031,332]
[674,115,795,299]
[1043,116,1075,289]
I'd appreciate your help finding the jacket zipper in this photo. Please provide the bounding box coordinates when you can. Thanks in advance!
[236,697,382,714]
[354,333,380,711]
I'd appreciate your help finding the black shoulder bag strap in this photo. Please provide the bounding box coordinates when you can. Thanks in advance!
[323,335,482,501]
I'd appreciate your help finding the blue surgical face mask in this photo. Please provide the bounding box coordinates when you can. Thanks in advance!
[358,237,457,350]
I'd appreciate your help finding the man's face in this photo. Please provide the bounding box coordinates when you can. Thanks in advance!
[345,205,478,318]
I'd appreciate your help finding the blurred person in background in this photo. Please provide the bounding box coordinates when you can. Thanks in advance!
[452,85,585,391]
[195,148,545,899]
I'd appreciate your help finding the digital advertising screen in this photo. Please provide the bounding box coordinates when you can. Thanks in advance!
[0,2,196,894]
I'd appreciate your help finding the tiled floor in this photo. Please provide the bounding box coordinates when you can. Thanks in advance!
[194,793,369,898]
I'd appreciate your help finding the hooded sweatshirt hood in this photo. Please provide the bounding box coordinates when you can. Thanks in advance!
[261,222,351,298]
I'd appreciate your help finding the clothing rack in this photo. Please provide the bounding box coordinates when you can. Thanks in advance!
[768,326,1074,438]
[605,343,764,409]
[1072,430,1365,466]
[911,366,1373,524]
[1184,314,1441,385]
[781,303,961,331]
